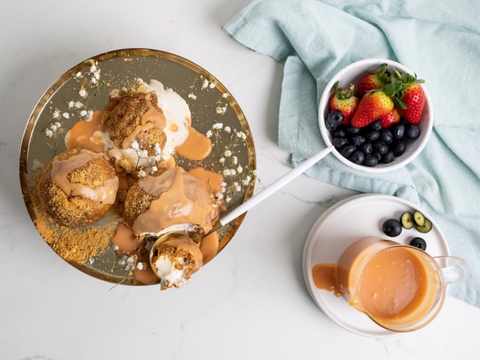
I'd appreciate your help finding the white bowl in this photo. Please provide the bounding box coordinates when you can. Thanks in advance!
[318,58,433,173]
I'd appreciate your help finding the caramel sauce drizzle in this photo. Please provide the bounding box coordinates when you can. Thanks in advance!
[175,127,212,161]
[133,168,213,235]
[121,92,167,149]
[65,110,105,152]
[51,150,118,204]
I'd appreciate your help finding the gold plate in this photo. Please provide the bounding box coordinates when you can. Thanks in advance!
[19,48,256,286]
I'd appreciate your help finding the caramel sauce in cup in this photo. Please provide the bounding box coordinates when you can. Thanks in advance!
[312,237,468,332]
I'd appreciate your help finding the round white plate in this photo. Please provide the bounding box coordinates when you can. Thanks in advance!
[302,194,450,338]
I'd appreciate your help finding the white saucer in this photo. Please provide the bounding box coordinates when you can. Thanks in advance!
[302,194,450,338]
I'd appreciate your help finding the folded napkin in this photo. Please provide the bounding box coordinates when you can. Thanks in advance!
[225,0,480,307]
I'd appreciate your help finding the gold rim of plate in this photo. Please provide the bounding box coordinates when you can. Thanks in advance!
[19,48,256,286]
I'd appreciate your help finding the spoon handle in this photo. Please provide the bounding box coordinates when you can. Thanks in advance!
[219,146,334,226]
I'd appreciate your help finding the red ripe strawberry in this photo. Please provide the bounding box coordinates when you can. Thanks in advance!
[329,81,359,125]
[357,64,391,97]
[396,83,425,124]
[351,91,394,128]
[391,70,426,124]
[379,108,400,129]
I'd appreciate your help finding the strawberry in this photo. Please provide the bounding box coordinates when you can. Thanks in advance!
[391,70,425,124]
[329,81,359,125]
[395,83,425,124]
[379,108,400,129]
[351,91,394,128]
[357,63,391,97]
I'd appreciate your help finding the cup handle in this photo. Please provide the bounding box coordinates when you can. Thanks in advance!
[433,256,469,285]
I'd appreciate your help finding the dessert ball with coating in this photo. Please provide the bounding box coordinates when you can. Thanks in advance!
[150,234,203,290]
[36,149,119,227]
[102,91,167,153]
[124,167,213,237]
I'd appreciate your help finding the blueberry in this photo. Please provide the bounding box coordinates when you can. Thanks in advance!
[332,137,349,149]
[369,119,382,131]
[392,123,405,140]
[383,219,402,237]
[382,150,395,163]
[405,123,421,140]
[345,125,362,136]
[325,110,344,131]
[380,129,393,144]
[350,150,365,165]
[351,135,366,147]
[326,110,343,126]
[373,141,388,156]
[410,237,427,251]
[365,130,380,142]
[341,144,356,158]
[363,155,379,167]
[360,142,373,155]
[372,152,382,161]
[393,140,406,156]
[332,129,346,138]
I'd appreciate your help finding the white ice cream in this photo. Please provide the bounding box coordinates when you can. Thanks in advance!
[143,80,191,157]
[89,80,192,171]
[153,255,190,289]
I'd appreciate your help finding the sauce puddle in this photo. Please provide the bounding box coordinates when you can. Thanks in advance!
[111,223,145,257]
[176,127,212,160]
[66,110,106,152]
[200,231,219,264]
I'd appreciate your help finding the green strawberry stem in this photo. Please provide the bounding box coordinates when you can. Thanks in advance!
[391,68,425,109]
[392,96,407,109]
[365,67,425,110]
[365,63,391,83]
[333,81,355,100]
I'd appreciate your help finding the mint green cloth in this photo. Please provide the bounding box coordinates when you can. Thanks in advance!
[225,0,480,307]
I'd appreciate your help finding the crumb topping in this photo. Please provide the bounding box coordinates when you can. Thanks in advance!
[102,92,164,146]
[153,245,197,275]
[67,156,117,188]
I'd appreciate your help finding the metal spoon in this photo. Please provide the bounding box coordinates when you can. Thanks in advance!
[150,146,334,250]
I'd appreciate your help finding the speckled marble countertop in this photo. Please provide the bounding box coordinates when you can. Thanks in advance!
[1,1,478,359]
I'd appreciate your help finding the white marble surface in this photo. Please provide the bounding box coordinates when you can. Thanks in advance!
[1,1,479,359]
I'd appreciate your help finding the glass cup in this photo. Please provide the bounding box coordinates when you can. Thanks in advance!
[335,237,469,332]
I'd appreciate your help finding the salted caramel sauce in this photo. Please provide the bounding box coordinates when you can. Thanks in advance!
[175,127,212,161]
[312,263,342,297]
[51,149,118,204]
[188,167,224,222]
[111,223,145,257]
[66,110,106,152]
[135,249,159,285]
[64,110,136,173]
[121,92,167,149]
[312,237,440,327]
[337,237,389,296]
[118,176,129,190]
[133,167,213,235]
[312,238,394,299]
[165,156,176,169]
[121,122,154,149]
[187,167,223,193]
[211,205,220,224]
[354,247,436,325]
[199,231,219,264]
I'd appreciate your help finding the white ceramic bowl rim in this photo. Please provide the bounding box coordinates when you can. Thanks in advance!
[318,58,434,174]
